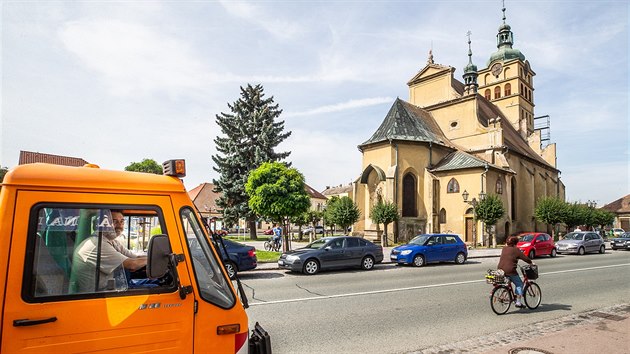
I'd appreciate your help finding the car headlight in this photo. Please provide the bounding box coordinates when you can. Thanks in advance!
[400,250,412,256]
[286,255,300,262]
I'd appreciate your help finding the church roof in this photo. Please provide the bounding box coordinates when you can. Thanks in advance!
[359,98,454,149]
[430,151,505,173]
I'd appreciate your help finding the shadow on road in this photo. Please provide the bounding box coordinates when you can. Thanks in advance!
[503,303,573,316]
[237,272,285,280]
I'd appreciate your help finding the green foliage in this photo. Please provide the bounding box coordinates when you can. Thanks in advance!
[124,159,163,174]
[370,201,399,246]
[327,196,360,235]
[591,208,615,228]
[534,197,567,226]
[563,202,587,229]
[245,162,310,223]
[323,196,340,230]
[0,166,8,183]
[212,84,291,230]
[474,194,505,226]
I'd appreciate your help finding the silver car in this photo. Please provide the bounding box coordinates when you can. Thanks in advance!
[556,231,605,255]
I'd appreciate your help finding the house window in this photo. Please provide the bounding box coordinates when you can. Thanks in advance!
[447,178,460,193]
[496,178,503,194]
[484,89,491,100]
[494,86,501,99]
[504,83,511,96]
[402,173,417,217]
[439,208,446,224]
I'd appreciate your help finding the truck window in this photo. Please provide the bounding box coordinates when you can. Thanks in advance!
[24,205,176,302]
[181,208,235,309]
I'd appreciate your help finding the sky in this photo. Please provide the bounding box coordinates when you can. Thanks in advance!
[1,0,628,207]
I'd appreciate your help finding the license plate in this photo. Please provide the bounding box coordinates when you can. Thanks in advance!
[390,255,397,260]
[278,260,284,265]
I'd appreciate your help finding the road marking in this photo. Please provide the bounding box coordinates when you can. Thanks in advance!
[248,263,630,306]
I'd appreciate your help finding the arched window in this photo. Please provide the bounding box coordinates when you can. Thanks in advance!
[447,178,460,193]
[484,89,491,100]
[439,208,446,224]
[496,177,503,194]
[504,83,511,96]
[402,173,417,217]
[520,83,524,96]
[494,86,501,99]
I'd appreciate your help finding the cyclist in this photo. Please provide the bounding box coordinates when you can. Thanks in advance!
[272,224,282,250]
[497,236,534,308]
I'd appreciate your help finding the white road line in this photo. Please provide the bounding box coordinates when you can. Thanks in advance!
[248,263,630,306]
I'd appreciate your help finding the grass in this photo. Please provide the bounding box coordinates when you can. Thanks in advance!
[255,250,281,262]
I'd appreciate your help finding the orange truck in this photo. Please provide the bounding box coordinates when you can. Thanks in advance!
[0,160,270,353]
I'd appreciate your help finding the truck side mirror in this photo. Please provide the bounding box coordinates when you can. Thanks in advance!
[147,234,171,278]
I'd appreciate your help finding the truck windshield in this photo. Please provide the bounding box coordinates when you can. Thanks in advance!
[181,208,235,309]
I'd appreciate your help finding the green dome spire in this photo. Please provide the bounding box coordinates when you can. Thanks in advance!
[487,0,525,66]
[463,31,478,94]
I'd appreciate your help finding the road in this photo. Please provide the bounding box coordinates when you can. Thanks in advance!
[239,251,630,354]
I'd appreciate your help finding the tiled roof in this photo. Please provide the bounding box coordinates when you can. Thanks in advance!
[188,183,222,215]
[431,151,493,172]
[322,184,352,196]
[600,194,630,214]
[19,150,89,167]
[359,98,453,149]
[305,183,327,199]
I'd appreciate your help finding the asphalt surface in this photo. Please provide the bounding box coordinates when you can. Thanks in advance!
[239,239,629,353]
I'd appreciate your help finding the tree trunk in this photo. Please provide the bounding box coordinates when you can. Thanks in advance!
[248,219,257,240]
[381,223,388,247]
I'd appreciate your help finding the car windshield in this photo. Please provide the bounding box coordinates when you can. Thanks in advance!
[305,239,328,249]
[520,234,535,242]
[409,235,430,245]
[564,232,584,240]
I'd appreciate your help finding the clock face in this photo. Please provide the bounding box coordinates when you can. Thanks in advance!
[491,63,503,76]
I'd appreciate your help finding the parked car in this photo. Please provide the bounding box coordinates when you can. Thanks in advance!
[210,237,257,278]
[556,231,605,255]
[611,228,625,237]
[263,229,274,235]
[302,226,325,236]
[278,236,383,275]
[390,234,468,267]
[611,232,630,250]
[516,232,557,258]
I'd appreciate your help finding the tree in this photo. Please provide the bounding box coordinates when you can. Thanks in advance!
[306,210,323,242]
[370,201,399,246]
[474,194,505,248]
[245,162,310,250]
[125,159,163,174]
[212,84,291,240]
[0,166,8,183]
[591,208,615,234]
[323,196,340,234]
[328,196,360,236]
[534,196,567,241]
[563,202,588,231]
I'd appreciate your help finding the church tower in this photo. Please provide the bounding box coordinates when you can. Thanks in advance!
[462,31,478,95]
[478,1,535,138]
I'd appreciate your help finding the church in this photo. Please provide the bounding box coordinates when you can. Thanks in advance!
[352,5,565,246]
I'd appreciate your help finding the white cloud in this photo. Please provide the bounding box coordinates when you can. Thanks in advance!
[219,0,304,40]
[285,97,393,117]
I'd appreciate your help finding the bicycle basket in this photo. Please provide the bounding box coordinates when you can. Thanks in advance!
[522,264,538,280]
[485,269,506,284]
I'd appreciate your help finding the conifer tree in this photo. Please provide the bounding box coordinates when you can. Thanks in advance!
[212,84,291,239]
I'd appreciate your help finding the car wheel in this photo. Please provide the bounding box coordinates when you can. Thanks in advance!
[412,254,425,267]
[528,250,536,259]
[578,247,585,255]
[303,259,319,275]
[361,256,375,270]
[454,252,466,264]
[225,261,237,279]
[599,245,605,254]
[550,248,557,258]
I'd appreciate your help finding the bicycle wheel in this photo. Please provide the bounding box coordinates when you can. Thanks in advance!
[523,282,542,309]
[263,241,272,251]
[490,286,512,315]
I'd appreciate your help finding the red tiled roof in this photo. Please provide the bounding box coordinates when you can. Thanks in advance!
[305,183,327,200]
[19,150,89,167]
[600,194,630,214]
[188,183,222,215]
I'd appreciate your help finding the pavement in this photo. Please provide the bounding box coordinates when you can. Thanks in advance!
[239,239,629,353]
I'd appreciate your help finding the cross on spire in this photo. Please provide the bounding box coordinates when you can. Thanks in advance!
[466,31,473,64]
[502,0,507,23]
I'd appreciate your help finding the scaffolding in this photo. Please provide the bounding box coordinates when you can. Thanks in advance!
[534,114,551,148]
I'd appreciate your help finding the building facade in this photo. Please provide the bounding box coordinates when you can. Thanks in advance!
[353,7,565,245]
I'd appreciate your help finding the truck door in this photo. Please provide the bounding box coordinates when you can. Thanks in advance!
[1,192,195,353]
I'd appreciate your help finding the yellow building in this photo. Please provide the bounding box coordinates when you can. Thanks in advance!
[354,8,565,245]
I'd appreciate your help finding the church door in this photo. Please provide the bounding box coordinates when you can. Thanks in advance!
[465,217,474,243]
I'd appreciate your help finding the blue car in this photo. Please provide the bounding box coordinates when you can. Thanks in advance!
[390,234,468,267]
[213,238,257,279]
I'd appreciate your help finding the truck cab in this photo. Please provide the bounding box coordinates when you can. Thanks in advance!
[0,161,268,353]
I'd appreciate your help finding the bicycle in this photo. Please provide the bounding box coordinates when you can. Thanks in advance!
[485,264,542,315]
[263,236,282,252]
